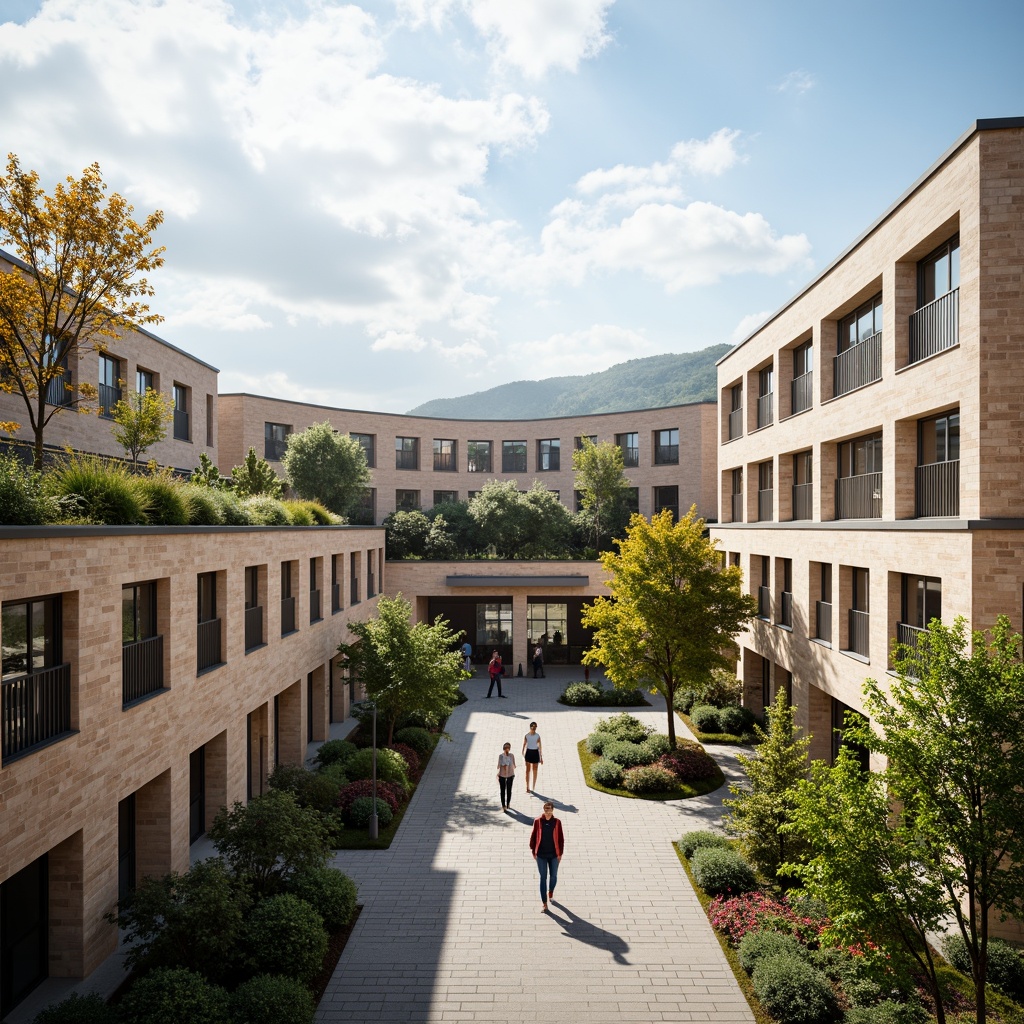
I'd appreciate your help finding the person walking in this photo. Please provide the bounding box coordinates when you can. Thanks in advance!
[461,640,473,674]
[486,651,506,698]
[522,721,542,792]
[496,742,516,810]
[529,802,564,911]
[532,644,545,678]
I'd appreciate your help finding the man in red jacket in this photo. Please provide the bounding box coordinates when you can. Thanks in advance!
[529,802,564,911]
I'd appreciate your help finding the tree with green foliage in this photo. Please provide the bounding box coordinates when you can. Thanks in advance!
[572,437,632,551]
[427,499,480,555]
[190,451,223,487]
[338,594,465,743]
[582,507,756,747]
[383,508,430,558]
[722,689,811,883]
[785,746,949,1023]
[855,615,1024,1024]
[0,155,165,468]
[230,446,282,498]
[110,386,174,470]
[468,479,573,558]
[282,421,370,516]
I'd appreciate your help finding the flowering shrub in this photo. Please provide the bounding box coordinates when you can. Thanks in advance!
[336,779,405,816]
[386,743,421,780]
[658,746,718,782]
[709,891,828,946]
[621,764,677,793]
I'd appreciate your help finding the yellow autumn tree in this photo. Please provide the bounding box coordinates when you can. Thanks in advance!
[0,155,165,467]
[582,506,757,747]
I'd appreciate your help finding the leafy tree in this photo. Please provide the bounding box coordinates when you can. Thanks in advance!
[785,746,949,1023]
[230,446,282,498]
[110,386,173,470]
[427,498,481,555]
[468,479,572,558]
[520,483,574,557]
[424,514,459,560]
[857,615,1024,1024]
[572,438,632,551]
[190,451,223,488]
[723,688,811,883]
[581,506,756,747]
[282,421,370,516]
[338,594,465,743]
[0,155,164,468]
[383,509,430,558]
[209,790,330,896]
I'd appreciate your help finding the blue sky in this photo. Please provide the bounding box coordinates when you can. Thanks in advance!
[1,0,1021,412]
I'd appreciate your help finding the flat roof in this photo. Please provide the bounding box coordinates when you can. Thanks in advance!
[445,574,591,587]
[717,117,1024,367]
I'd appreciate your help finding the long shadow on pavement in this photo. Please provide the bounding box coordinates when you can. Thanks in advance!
[545,901,632,964]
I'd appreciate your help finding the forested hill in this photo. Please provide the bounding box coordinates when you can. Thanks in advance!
[405,344,731,419]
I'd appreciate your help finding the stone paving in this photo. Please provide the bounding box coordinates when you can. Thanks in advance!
[318,668,755,1023]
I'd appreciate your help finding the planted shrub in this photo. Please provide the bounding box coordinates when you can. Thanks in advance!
[349,795,394,828]
[242,495,290,525]
[298,500,336,525]
[314,739,358,769]
[750,955,837,1024]
[344,747,409,787]
[586,731,609,756]
[673,688,698,714]
[709,891,827,946]
[689,704,722,734]
[318,763,349,791]
[689,847,758,897]
[288,866,358,931]
[336,779,405,816]
[659,746,719,783]
[210,488,250,525]
[386,742,421,779]
[678,829,731,859]
[561,682,603,706]
[281,500,314,525]
[243,893,328,985]
[717,704,753,735]
[699,669,744,708]
[810,947,885,1009]
[601,739,652,769]
[621,764,677,793]
[134,476,189,525]
[594,713,650,744]
[605,686,646,706]
[181,484,226,525]
[45,455,148,525]
[738,929,809,974]
[590,757,624,787]
[639,733,672,760]
[33,992,119,1024]
[229,975,314,1024]
[118,967,230,1024]
[942,933,1024,1000]
[394,726,434,756]
[844,1001,926,1024]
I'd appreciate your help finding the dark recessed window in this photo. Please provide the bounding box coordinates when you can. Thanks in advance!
[395,436,419,470]
[537,439,560,471]
[654,429,678,465]
[264,422,290,461]
[501,440,527,473]
[433,439,456,472]
[467,441,492,473]
[350,432,375,468]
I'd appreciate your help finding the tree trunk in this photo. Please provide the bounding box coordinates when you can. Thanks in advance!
[665,685,677,748]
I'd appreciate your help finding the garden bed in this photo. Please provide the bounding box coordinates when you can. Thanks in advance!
[676,711,753,746]
[578,740,723,800]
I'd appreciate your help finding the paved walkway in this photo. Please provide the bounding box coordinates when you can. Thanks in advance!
[318,668,755,1023]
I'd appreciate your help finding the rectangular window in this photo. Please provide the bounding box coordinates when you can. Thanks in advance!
[309,558,321,622]
[653,485,678,519]
[206,395,214,447]
[616,432,639,467]
[654,429,679,465]
[793,341,813,378]
[919,411,960,464]
[98,354,121,418]
[173,384,190,441]
[122,582,157,644]
[728,383,743,439]
[350,432,375,468]
[757,555,770,619]
[852,567,869,612]
[780,559,793,627]
[917,411,959,518]
[902,573,942,630]
[758,461,773,522]
[197,572,221,670]
[350,552,360,605]
[911,236,960,362]
[433,438,457,472]
[395,436,419,470]
[331,555,343,613]
[757,366,774,428]
[574,435,597,450]
[197,573,217,623]
[837,434,882,520]
[838,433,883,477]
[467,441,492,473]
[730,467,743,522]
[758,461,774,491]
[244,565,263,651]
[433,490,458,506]
[475,602,511,647]
[839,294,883,353]
[527,602,568,645]
[136,368,154,394]
[2,597,62,681]
[792,450,813,521]
[122,582,163,704]
[918,235,960,307]
[502,440,527,473]
[396,489,420,511]
[537,439,560,471]
[264,422,290,462]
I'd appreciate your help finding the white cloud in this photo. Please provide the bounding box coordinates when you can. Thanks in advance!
[777,70,816,94]
[731,310,773,342]
[220,369,353,408]
[504,324,656,377]
[371,330,428,352]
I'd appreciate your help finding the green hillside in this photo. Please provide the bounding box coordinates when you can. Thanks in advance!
[406,344,731,419]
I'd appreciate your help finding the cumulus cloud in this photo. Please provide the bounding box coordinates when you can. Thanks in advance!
[731,310,773,342]
[777,69,816,94]
[503,324,656,378]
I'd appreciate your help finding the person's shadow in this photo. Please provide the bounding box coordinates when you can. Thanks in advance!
[528,792,578,813]
[546,902,631,964]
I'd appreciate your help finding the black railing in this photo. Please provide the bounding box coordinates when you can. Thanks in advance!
[910,288,958,364]
[502,455,527,473]
[367,573,375,599]
[757,488,773,522]
[654,445,679,465]
[98,382,122,419]
[757,393,773,429]
[46,373,72,407]
[433,453,456,471]
[332,583,341,613]
[780,592,793,628]
[396,449,418,470]
[896,621,926,653]
[281,596,296,635]
[848,609,870,657]
[245,605,264,649]
[836,472,882,519]
[731,493,743,522]
[123,635,163,704]
[834,332,882,397]
[310,589,321,622]
[791,371,813,415]
[2,663,72,762]
[351,579,360,605]
[816,601,832,643]
[264,438,287,461]
[539,452,560,471]
[197,618,222,671]
[621,447,639,467]
[654,503,678,520]
[757,585,771,619]
[174,408,190,441]
[728,407,743,440]
[792,482,813,521]
[916,460,959,517]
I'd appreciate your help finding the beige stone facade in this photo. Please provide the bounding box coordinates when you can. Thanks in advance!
[218,393,718,525]
[0,524,384,1009]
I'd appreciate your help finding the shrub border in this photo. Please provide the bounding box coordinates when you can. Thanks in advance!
[577,739,724,801]
[677,711,752,746]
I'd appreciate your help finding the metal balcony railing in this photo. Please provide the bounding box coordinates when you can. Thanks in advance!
[2,663,72,762]
[310,589,321,622]
[433,453,456,471]
[757,488,773,522]
[916,460,959,517]
[896,621,926,653]
[835,472,882,519]
[367,573,375,599]
[46,374,72,407]
[792,482,813,521]
[264,438,287,461]
[502,454,527,473]
[332,583,341,613]
[98,382,122,419]
[728,407,743,440]
[757,393,773,429]
[791,371,813,415]
[848,609,870,657]
[122,635,163,704]
[909,288,958,364]
[197,618,222,671]
[245,605,264,650]
[396,449,418,470]
[757,585,771,619]
[173,408,190,441]
[833,332,882,397]
[654,445,679,465]
[731,493,743,522]
[816,601,832,643]
[280,596,296,635]
[351,578,360,605]
[780,592,793,628]
[621,447,639,467]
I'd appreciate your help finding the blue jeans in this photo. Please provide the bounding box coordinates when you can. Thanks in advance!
[536,855,559,903]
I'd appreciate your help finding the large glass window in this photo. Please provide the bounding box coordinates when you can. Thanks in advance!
[467,441,492,473]
[350,432,375,468]
[653,485,678,519]
[537,439,560,471]
[838,433,883,477]
[433,439,456,472]
[98,354,120,418]
[197,572,217,623]
[475,602,512,646]
[502,441,527,473]
[2,597,61,680]
[616,432,639,467]
[838,294,883,353]
[136,368,154,394]
[793,341,813,377]
[172,383,189,440]
[122,582,157,644]
[654,429,679,465]
[574,435,597,450]
[395,436,419,470]
[919,236,960,306]
[264,422,290,461]
[433,490,458,506]
[527,602,567,644]
[919,411,959,464]
[902,574,942,629]
[395,489,420,511]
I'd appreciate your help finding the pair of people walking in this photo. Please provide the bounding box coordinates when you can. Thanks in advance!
[495,722,544,810]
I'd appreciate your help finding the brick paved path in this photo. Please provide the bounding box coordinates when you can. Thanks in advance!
[319,669,754,1023]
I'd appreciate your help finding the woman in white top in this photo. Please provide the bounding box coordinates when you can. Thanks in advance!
[497,743,516,811]
[522,721,543,794]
